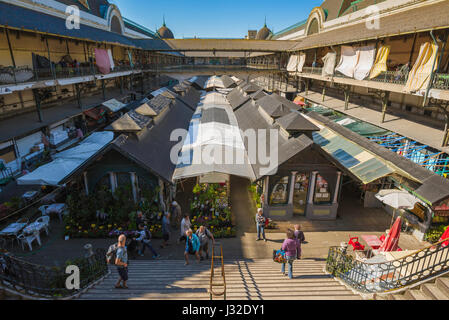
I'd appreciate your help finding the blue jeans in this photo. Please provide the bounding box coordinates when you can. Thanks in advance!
[281,256,294,279]
[140,240,158,256]
[257,223,266,240]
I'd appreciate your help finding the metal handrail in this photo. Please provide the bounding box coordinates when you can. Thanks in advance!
[326,239,449,293]
[0,248,108,299]
[209,242,226,300]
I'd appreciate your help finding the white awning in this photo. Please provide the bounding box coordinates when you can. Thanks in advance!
[17,132,113,186]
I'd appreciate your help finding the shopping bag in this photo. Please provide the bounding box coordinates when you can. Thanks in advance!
[273,249,286,264]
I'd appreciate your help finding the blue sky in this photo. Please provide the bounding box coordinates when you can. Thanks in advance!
[111,0,323,38]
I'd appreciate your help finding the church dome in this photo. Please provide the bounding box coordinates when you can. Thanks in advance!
[255,22,272,40]
[157,20,174,39]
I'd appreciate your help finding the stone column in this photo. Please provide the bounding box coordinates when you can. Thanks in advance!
[308,171,318,205]
[263,176,269,207]
[333,171,342,204]
[288,171,298,205]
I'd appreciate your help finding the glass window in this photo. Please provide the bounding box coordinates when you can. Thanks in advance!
[314,174,332,205]
[269,176,290,205]
[293,173,309,215]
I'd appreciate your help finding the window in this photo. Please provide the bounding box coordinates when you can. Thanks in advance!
[314,174,332,205]
[269,176,290,205]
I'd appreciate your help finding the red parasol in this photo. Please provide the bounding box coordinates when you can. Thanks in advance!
[439,226,449,247]
[379,217,402,252]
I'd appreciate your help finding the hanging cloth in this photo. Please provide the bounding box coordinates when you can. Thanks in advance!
[297,53,306,73]
[107,49,115,71]
[94,48,111,75]
[128,50,134,68]
[354,45,376,80]
[321,52,337,77]
[404,42,438,93]
[369,45,391,79]
[335,46,360,78]
[286,55,299,72]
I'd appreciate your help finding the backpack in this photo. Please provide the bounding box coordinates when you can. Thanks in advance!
[106,243,118,265]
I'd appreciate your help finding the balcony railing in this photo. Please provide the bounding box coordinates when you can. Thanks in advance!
[0,249,108,299]
[433,73,449,90]
[302,67,323,75]
[326,240,449,294]
[370,71,408,85]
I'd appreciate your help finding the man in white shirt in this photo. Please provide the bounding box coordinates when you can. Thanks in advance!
[179,215,191,243]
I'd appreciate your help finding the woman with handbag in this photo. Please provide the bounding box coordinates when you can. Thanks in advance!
[281,229,302,279]
[255,208,267,242]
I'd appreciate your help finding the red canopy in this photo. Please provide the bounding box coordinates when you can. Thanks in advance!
[439,226,449,247]
[379,217,402,252]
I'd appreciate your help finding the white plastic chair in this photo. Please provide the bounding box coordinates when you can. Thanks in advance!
[17,231,41,251]
[35,216,50,236]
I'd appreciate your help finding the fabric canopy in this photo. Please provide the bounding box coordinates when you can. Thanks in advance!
[375,190,419,209]
[354,46,376,81]
[107,49,115,71]
[379,217,402,252]
[95,48,111,75]
[370,45,390,79]
[335,46,359,78]
[322,52,337,77]
[17,132,113,186]
[439,226,449,247]
[404,42,438,94]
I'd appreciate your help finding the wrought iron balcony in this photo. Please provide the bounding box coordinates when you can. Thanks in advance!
[326,239,449,294]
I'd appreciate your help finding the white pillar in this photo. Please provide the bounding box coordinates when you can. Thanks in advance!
[288,171,298,205]
[308,171,318,205]
[109,172,116,193]
[83,171,89,195]
[263,176,269,206]
[333,172,342,204]
[130,172,138,203]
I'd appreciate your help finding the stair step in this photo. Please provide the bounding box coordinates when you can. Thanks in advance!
[404,290,432,300]
[390,294,407,300]
[421,284,449,300]
[436,277,449,294]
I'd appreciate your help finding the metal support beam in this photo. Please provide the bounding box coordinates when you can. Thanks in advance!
[322,84,326,102]
[344,86,350,111]
[75,83,82,109]
[101,79,106,101]
[45,36,55,79]
[381,91,390,123]
[32,89,43,122]
[120,76,124,94]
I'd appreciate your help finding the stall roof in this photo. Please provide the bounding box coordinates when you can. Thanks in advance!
[17,132,113,186]
[306,111,449,205]
[102,99,127,113]
[226,88,251,111]
[276,111,320,132]
[173,90,256,181]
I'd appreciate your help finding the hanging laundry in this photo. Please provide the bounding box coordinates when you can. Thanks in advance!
[128,50,134,68]
[335,46,360,78]
[354,45,376,80]
[95,48,111,74]
[404,42,439,94]
[369,45,391,79]
[321,52,337,77]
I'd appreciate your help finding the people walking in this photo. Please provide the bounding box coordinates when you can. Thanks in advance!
[281,229,301,279]
[160,212,171,249]
[179,214,191,244]
[184,229,201,265]
[294,224,305,243]
[196,225,215,260]
[136,224,160,259]
[255,208,267,242]
[115,234,129,289]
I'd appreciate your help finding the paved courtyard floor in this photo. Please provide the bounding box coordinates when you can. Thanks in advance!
[6,178,429,268]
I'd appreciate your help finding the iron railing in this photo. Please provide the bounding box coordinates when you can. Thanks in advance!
[371,71,408,85]
[326,240,449,293]
[433,73,449,90]
[0,248,108,299]
[209,242,226,300]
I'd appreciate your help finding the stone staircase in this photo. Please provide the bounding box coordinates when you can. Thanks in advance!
[77,259,361,300]
[375,273,449,300]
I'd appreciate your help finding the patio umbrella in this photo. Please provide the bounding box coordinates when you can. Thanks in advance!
[439,226,449,247]
[379,217,402,252]
[375,190,419,227]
